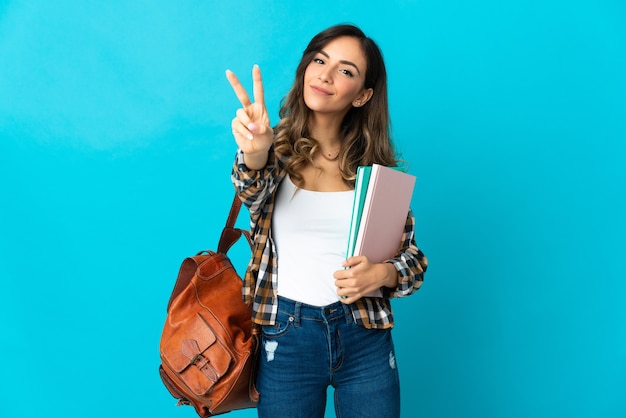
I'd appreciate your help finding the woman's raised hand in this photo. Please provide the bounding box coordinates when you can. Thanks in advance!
[226,65,274,161]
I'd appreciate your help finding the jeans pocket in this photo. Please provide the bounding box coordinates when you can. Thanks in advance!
[261,311,294,338]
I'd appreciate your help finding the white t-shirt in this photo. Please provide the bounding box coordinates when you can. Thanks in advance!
[272,175,354,306]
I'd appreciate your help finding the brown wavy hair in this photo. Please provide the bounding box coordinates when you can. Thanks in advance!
[273,24,398,187]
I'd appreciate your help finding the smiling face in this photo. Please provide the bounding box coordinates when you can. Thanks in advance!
[303,36,374,119]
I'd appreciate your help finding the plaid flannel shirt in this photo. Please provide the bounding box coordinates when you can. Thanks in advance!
[231,148,428,329]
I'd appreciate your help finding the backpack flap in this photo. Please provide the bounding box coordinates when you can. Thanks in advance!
[161,312,232,396]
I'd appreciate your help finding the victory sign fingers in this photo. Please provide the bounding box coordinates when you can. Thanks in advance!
[226,65,273,166]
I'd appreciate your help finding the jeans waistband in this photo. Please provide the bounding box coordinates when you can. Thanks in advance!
[276,296,353,326]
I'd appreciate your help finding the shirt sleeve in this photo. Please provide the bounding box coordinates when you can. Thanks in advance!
[382,209,428,298]
[231,148,281,229]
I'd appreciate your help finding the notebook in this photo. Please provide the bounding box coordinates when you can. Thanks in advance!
[345,164,416,298]
[350,164,416,263]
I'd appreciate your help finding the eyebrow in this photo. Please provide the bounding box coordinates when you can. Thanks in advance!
[318,50,362,76]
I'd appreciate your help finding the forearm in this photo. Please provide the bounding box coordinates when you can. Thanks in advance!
[231,148,282,218]
[385,247,427,297]
[382,209,428,297]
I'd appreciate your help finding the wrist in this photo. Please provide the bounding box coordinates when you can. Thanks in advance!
[243,150,269,170]
[381,262,398,289]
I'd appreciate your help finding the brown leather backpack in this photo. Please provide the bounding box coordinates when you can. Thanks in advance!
[159,195,259,417]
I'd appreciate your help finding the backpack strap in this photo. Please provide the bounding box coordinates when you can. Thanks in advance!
[166,193,252,312]
[217,193,253,254]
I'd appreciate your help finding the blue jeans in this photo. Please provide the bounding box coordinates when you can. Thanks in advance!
[256,296,400,418]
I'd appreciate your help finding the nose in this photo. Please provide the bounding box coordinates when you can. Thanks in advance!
[318,67,332,83]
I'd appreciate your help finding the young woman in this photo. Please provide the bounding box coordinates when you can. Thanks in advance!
[226,24,427,418]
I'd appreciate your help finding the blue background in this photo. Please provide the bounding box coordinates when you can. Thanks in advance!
[1,1,624,417]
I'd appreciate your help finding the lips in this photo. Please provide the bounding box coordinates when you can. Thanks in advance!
[310,85,332,96]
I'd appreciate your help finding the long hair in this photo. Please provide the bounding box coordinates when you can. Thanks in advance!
[273,24,397,187]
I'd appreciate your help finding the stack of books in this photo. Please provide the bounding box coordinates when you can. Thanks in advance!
[346,164,416,264]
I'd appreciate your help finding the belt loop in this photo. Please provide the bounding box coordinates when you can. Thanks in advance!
[294,302,301,327]
[342,303,354,324]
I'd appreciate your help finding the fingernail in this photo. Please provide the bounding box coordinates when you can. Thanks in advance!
[247,134,253,140]
[248,123,258,132]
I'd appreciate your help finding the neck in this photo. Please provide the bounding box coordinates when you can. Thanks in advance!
[308,112,344,149]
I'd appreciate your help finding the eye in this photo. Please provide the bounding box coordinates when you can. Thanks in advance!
[313,57,325,65]
[340,68,354,78]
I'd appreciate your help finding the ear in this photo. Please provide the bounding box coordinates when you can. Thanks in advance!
[353,88,374,107]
